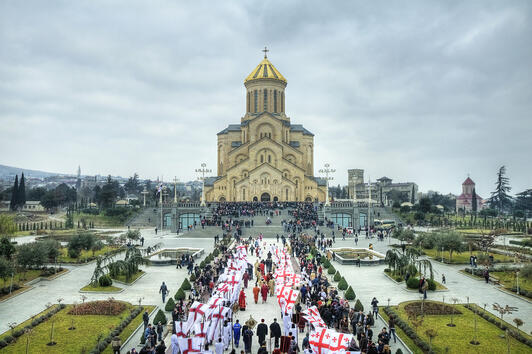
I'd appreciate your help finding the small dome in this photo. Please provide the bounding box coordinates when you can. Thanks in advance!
[245,58,286,84]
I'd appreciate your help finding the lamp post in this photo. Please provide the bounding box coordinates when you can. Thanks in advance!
[173,177,179,204]
[319,163,335,206]
[141,187,149,207]
[196,163,212,207]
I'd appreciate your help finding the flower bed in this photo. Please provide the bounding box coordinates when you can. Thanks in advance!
[69,299,127,316]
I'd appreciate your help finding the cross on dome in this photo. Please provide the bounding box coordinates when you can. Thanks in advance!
[262,46,269,58]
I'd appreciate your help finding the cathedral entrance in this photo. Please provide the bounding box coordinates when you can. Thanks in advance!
[260,193,271,202]
[253,196,258,201]
[273,196,278,202]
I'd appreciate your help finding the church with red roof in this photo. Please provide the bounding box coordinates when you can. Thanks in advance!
[456,177,485,212]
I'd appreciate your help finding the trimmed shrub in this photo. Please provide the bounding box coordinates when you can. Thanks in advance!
[98,274,113,287]
[181,278,191,291]
[345,286,356,300]
[333,271,341,282]
[354,299,364,312]
[199,260,206,269]
[406,277,420,289]
[3,335,13,344]
[427,278,436,291]
[0,340,7,348]
[327,265,336,275]
[338,277,348,291]
[165,298,176,311]
[189,273,196,282]
[174,288,186,301]
[13,329,24,338]
[395,349,403,354]
[153,309,168,325]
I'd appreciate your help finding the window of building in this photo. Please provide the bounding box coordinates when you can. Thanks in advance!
[254,90,258,113]
[263,89,268,111]
[286,188,289,200]
[268,155,271,163]
[247,92,250,112]
[243,188,246,200]
[260,155,264,163]
[274,90,277,113]
[281,92,284,111]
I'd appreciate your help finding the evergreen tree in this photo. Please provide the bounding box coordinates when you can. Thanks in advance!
[18,173,26,207]
[9,175,19,211]
[471,187,477,214]
[488,166,513,213]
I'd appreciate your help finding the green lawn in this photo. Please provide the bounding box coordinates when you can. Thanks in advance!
[73,211,135,228]
[101,305,156,354]
[111,270,145,284]
[58,245,122,263]
[0,303,145,353]
[0,269,42,288]
[80,284,122,292]
[422,249,513,264]
[388,301,532,354]
[492,271,532,292]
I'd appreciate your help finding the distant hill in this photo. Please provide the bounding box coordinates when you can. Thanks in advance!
[0,164,69,178]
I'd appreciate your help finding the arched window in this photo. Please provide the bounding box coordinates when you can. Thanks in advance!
[281,92,284,112]
[268,155,271,163]
[242,188,246,200]
[274,90,277,113]
[254,90,258,113]
[247,92,250,112]
[260,155,264,163]
[286,188,289,200]
[263,89,268,111]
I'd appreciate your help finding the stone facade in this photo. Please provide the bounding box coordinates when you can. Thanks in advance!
[204,55,326,202]
[348,169,418,206]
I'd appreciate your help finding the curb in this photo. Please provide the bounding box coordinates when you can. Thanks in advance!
[79,288,125,294]
[0,286,33,303]
[495,287,532,304]
[376,312,414,354]
[0,268,71,303]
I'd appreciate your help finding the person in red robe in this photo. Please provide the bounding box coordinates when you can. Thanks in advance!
[259,262,265,276]
[260,283,269,303]
[253,283,260,304]
[243,271,250,288]
[239,289,246,310]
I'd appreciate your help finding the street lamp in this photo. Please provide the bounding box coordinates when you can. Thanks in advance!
[196,163,212,207]
[319,163,335,206]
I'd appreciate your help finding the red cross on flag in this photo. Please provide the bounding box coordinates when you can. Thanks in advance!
[309,327,332,354]
[177,337,201,354]
[328,332,353,353]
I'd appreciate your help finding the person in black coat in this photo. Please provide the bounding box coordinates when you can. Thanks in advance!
[257,319,268,345]
[269,318,282,348]
[243,327,253,353]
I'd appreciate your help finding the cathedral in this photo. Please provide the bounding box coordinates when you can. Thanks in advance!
[204,52,327,202]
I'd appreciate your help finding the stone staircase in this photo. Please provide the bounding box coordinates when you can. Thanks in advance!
[372,206,405,225]
[126,207,158,228]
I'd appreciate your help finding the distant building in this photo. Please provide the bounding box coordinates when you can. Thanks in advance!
[347,169,418,206]
[456,177,484,212]
[0,200,45,212]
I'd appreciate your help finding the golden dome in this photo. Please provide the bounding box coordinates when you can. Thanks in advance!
[245,58,286,84]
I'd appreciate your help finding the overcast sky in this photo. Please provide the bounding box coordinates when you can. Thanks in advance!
[1,1,531,197]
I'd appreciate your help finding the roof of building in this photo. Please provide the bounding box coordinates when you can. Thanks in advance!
[377,176,392,182]
[204,176,221,186]
[290,124,314,136]
[313,177,327,186]
[217,124,242,135]
[462,177,475,185]
[245,58,286,83]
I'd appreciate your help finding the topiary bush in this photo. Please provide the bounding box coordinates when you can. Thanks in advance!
[406,277,420,289]
[0,340,7,348]
[338,277,348,291]
[354,299,364,312]
[345,286,356,300]
[323,259,331,269]
[200,260,206,269]
[181,278,191,290]
[98,274,113,287]
[153,309,168,325]
[327,265,336,275]
[174,288,186,301]
[395,349,403,354]
[333,271,341,282]
[189,273,196,282]
[427,278,436,291]
[165,298,176,311]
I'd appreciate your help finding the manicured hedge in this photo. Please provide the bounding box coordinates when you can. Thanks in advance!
[174,288,186,301]
[327,265,336,275]
[153,309,168,325]
[338,277,348,291]
[181,278,191,291]
[165,298,176,311]
[345,286,356,300]
[333,271,341,282]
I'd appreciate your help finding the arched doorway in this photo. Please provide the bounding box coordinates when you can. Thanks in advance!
[219,196,226,202]
[261,193,271,201]
[273,196,278,202]
[305,196,312,202]
[253,196,258,202]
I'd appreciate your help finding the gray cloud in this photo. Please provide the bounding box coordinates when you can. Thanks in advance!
[1,0,531,197]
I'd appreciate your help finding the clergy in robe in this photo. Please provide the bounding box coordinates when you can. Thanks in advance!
[260,283,269,303]
[253,284,260,304]
[238,289,246,310]
[243,271,250,288]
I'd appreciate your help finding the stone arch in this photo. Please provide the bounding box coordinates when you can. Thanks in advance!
[256,122,274,140]
[305,195,313,202]
[256,148,276,166]
[285,153,296,164]
[261,192,271,201]
[235,153,247,165]
[219,196,226,202]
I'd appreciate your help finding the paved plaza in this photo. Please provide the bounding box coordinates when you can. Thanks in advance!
[1,214,531,353]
